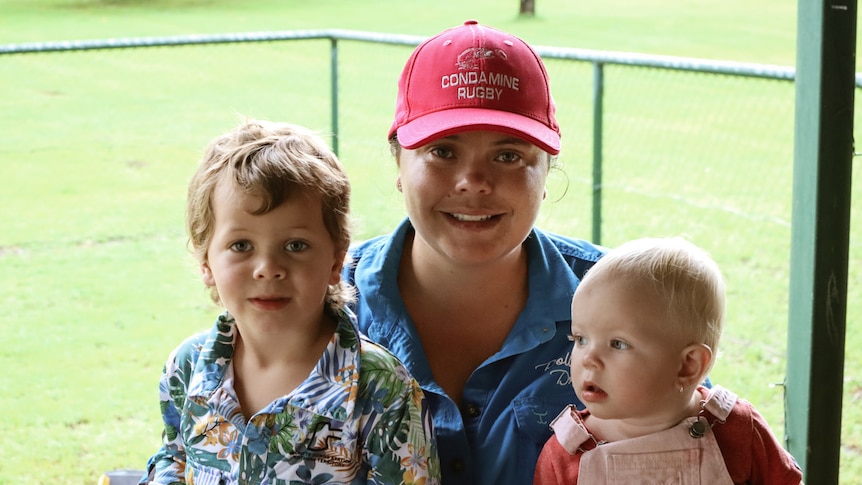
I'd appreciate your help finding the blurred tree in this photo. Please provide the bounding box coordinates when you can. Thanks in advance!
[519,0,535,16]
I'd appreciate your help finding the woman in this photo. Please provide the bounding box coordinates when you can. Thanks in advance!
[343,20,605,485]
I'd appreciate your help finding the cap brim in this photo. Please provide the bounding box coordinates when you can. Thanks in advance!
[396,108,561,155]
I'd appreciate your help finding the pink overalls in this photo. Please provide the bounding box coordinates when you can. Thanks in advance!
[550,386,738,484]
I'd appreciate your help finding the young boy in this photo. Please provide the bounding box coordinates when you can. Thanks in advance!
[142,119,440,485]
[534,237,803,484]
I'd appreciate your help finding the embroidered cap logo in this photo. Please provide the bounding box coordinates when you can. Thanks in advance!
[456,47,506,70]
[443,46,519,103]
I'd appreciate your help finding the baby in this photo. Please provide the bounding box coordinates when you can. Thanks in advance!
[534,237,802,484]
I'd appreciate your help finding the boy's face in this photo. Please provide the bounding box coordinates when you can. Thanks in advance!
[201,179,344,330]
[568,275,690,424]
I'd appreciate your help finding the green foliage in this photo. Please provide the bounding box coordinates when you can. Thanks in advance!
[1,1,860,484]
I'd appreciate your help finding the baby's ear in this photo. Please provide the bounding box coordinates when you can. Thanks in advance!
[678,343,713,387]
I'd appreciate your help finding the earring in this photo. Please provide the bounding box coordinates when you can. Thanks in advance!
[679,386,684,393]
[396,180,402,192]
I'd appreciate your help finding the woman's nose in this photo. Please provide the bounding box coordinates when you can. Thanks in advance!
[454,161,492,194]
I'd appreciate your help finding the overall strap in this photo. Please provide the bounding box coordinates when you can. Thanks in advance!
[550,405,595,454]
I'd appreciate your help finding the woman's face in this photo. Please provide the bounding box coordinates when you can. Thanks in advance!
[397,130,550,266]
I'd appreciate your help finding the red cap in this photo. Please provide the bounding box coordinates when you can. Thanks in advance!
[389,20,561,155]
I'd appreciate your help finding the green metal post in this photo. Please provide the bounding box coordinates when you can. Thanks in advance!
[786,0,856,482]
[591,62,604,245]
[330,37,339,155]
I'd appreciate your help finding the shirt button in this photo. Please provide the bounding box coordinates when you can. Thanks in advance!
[463,402,481,418]
[451,458,466,473]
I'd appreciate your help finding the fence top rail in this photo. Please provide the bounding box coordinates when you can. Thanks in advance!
[534,45,796,81]
[0,30,336,53]
[1,28,859,87]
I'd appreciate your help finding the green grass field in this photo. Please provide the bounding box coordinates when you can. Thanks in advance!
[1,0,860,483]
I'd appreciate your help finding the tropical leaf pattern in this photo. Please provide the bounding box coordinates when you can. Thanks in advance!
[143,310,440,485]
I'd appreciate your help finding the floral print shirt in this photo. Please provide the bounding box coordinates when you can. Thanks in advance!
[143,310,440,485]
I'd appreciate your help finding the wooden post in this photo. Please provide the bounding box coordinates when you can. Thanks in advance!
[786,0,856,482]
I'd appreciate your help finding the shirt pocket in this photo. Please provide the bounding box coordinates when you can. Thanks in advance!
[513,394,573,447]
[186,463,229,485]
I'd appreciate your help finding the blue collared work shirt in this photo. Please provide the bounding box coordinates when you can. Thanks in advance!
[344,219,605,485]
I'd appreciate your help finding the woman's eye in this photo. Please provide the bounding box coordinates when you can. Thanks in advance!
[610,339,631,350]
[496,151,522,164]
[430,146,455,159]
[229,241,253,253]
[285,240,309,252]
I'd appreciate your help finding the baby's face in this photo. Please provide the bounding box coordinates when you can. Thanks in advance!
[568,275,689,421]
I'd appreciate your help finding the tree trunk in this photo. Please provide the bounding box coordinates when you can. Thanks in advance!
[519,0,535,16]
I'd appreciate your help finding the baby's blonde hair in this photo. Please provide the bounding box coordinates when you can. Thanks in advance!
[582,237,725,358]
[186,118,353,312]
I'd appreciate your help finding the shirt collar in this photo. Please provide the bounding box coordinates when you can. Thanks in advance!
[354,218,582,359]
[187,310,362,420]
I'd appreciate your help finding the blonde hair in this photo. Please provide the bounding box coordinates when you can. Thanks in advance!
[582,237,725,355]
[186,118,353,312]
